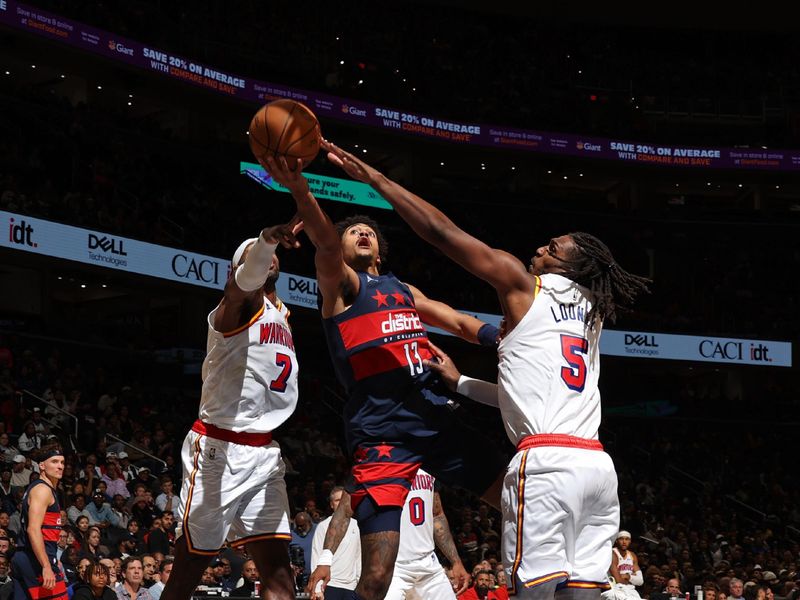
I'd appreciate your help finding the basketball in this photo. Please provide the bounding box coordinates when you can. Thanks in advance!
[248,99,321,170]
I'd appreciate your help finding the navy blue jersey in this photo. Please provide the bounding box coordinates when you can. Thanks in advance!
[19,479,61,559]
[321,272,450,449]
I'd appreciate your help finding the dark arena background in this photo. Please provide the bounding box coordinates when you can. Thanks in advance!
[1,2,799,600]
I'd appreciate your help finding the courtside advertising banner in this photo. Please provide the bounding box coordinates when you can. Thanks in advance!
[1,211,228,290]
[1,211,791,367]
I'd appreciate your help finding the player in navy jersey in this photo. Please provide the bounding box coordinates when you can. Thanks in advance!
[263,156,506,600]
[12,441,68,600]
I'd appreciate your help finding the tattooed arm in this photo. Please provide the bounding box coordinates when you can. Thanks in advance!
[433,491,470,595]
[307,491,354,597]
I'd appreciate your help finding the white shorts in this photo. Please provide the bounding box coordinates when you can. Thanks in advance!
[502,442,619,596]
[385,554,455,600]
[175,428,291,554]
[602,584,642,600]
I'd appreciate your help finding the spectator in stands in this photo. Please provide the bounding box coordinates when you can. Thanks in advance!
[127,520,144,552]
[10,454,31,489]
[153,478,175,514]
[0,553,10,589]
[68,494,91,525]
[0,512,15,542]
[102,464,130,499]
[0,537,10,556]
[130,494,157,529]
[127,468,157,496]
[0,435,18,463]
[232,560,259,597]
[117,453,136,482]
[73,560,116,600]
[458,570,505,599]
[148,558,172,600]
[116,556,153,600]
[70,557,94,591]
[141,554,158,589]
[81,526,110,559]
[86,489,119,530]
[290,511,316,582]
[146,513,172,556]
[110,533,137,561]
[651,578,683,600]
[198,567,217,588]
[30,408,48,435]
[731,579,746,600]
[74,515,91,549]
[111,495,131,531]
[0,468,12,509]
[57,528,70,561]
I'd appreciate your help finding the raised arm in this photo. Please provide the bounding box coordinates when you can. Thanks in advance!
[406,284,498,347]
[214,217,303,333]
[433,491,470,595]
[262,156,359,317]
[324,141,534,300]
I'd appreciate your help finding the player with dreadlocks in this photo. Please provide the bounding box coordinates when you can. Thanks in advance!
[324,139,649,600]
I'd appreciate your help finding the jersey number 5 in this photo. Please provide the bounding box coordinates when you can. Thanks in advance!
[269,353,293,393]
[560,335,588,392]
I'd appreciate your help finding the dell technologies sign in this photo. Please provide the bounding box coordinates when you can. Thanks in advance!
[602,330,791,367]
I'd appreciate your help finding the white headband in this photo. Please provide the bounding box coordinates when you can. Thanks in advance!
[231,237,258,267]
[617,530,631,540]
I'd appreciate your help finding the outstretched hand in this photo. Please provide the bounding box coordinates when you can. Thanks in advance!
[261,155,310,196]
[322,139,380,185]
[262,213,304,249]
[423,341,461,392]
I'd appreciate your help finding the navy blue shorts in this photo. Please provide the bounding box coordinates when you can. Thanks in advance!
[347,407,506,531]
[11,550,68,600]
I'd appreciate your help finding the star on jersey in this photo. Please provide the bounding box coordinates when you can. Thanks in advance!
[391,293,407,305]
[375,443,394,458]
[372,290,389,307]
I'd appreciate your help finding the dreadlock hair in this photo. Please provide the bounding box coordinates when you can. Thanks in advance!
[334,214,389,270]
[559,232,650,325]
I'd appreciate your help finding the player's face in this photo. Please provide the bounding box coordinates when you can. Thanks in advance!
[617,536,630,551]
[40,455,65,480]
[529,235,575,276]
[341,224,380,270]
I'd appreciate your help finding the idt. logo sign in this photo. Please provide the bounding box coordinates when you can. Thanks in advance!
[8,218,37,248]
[171,254,220,285]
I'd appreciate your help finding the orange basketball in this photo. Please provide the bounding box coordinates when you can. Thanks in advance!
[248,99,321,170]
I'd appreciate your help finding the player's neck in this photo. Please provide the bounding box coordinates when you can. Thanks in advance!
[265,287,277,305]
[41,474,58,488]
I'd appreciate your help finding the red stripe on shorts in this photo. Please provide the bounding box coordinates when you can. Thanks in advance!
[516,434,603,452]
[192,420,272,446]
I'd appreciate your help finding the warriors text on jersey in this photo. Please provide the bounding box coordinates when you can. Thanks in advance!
[397,468,435,563]
[200,297,297,433]
[497,273,602,444]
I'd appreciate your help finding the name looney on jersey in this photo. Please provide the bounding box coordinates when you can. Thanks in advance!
[381,311,423,335]
[411,471,435,491]
[259,323,295,352]
[550,301,589,324]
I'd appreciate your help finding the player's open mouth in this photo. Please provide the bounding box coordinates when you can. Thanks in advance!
[357,239,371,249]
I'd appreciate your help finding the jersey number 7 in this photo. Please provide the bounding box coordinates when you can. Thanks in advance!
[560,335,588,392]
[269,353,293,393]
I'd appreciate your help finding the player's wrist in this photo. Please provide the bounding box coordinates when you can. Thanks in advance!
[477,323,500,347]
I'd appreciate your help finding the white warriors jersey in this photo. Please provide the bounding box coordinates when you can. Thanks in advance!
[199,297,298,433]
[613,548,634,576]
[397,468,436,564]
[497,273,602,445]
